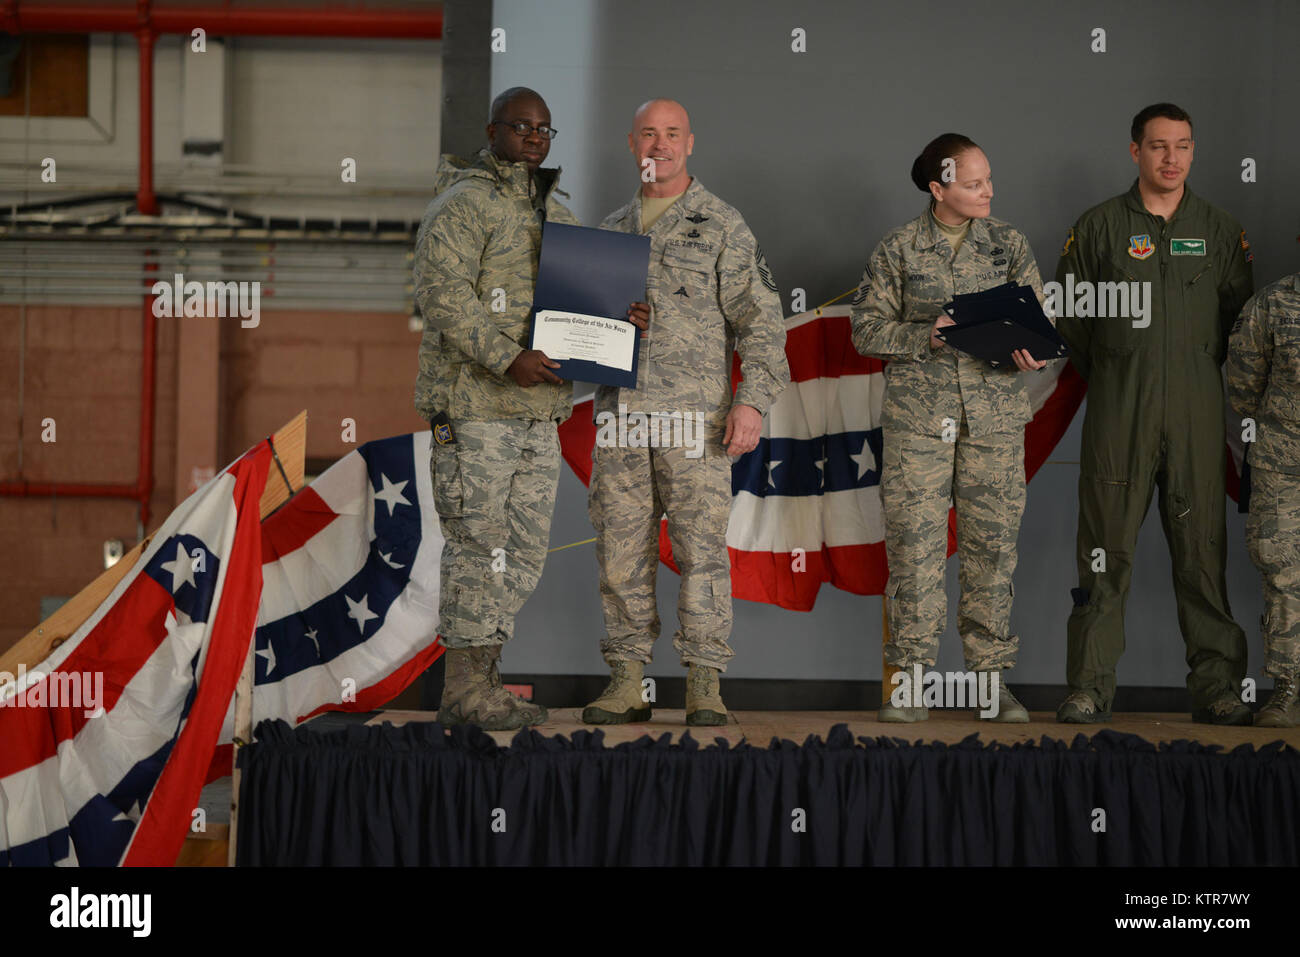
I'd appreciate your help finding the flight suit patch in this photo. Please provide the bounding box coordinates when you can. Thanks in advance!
[1170,238,1206,255]
[1128,234,1154,260]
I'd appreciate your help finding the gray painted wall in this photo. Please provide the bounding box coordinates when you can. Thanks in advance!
[488,0,1299,691]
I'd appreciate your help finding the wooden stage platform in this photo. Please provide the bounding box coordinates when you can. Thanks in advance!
[368,708,1300,749]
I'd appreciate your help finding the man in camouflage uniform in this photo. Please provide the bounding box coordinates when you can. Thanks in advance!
[851,137,1045,724]
[582,99,789,726]
[1055,104,1254,725]
[413,87,579,730]
[1227,270,1300,726]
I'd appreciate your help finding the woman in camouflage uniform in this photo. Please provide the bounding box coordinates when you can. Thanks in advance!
[851,133,1048,723]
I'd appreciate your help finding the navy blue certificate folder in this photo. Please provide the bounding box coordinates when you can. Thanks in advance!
[937,282,1068,368]
[528,222,650,388]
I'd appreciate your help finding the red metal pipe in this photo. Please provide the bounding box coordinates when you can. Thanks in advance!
[135,26,157,216]
[136,5,156,527]
[1,12,162,524]
[0,481,140,497]
[1,0,442,519]
[137,269,157,528]
[5,3,443,38]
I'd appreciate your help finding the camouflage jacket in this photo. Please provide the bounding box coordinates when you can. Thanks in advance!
[850,207,1047,437]
[597,177,789,433]
[1228,273,1300,476]
[413,148,580,423]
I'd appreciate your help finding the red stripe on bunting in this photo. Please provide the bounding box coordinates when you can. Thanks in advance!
[0,572,175,779]
[297,641,446,723]
[122,443,271,866]
[260,486,337,561]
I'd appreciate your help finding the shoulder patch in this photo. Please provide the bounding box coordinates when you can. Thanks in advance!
[852,263,873,305]
[1240,229,1253,263]
[755,245,778,293]
[1060,227,1075,257]
[1128,234,1155,260]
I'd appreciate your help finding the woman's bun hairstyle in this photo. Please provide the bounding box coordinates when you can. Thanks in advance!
[911,133,979,192]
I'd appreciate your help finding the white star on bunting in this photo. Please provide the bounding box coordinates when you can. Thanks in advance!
[159,542,198,593]
[373,474,411,517]
[850,437,876,482]
[256,642,277,678]
[345,593,379,633]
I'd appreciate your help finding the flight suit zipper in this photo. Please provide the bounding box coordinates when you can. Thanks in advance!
[1159,217,1170,441]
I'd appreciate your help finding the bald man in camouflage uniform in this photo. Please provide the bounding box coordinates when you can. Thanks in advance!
[1228,271,1300,727]
[414,87,579,730]
[582,99,788,726]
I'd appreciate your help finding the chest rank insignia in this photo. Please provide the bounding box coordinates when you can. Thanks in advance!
[1128,234,1155,260]
[687,229,701,238]
[684,213,709,224]
[673,286,689,297]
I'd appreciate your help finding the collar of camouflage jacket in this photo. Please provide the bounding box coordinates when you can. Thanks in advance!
[914,203,992,252]
[628,175,705,233]
[1124,176,1196,222]
[431,148,567,201]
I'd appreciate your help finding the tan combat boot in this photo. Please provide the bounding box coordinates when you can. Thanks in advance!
[977,670,1030,723]
[439,645,547,730]
[582,660,651,724]
[1255,673,1300,728]
[685,663,727,726]
[878,701,929,722]
[483,643,549,725]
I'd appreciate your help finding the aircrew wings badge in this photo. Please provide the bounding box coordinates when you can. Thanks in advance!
[1128,234,1155,260]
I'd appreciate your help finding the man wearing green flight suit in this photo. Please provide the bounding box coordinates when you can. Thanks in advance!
[1055,102,1254,725]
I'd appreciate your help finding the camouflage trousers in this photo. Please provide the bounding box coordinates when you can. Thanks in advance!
[589,440,734,671]
[1246,464,1300,678]
[429,417,560,648]
[881,414,1025,671]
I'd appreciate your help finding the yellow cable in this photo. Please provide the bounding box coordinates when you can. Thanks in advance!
[548,536,596,554]
[812,287,858,314]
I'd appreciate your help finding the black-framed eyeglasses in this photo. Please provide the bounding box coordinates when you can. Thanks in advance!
[492,121,558,140]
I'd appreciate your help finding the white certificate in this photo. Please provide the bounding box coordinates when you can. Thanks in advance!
[531,310,637,372]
